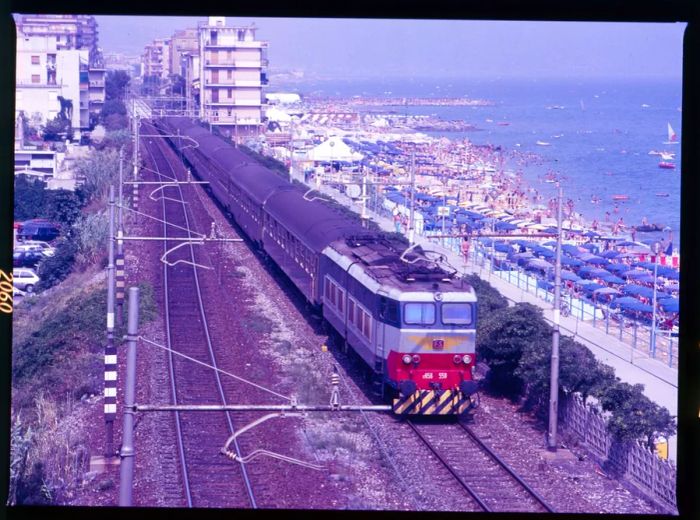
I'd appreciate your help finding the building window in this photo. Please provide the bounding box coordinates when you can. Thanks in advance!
[228,88,232,98]
[31,55,40,64]
[31,75,40,84]
[227,69,232,80]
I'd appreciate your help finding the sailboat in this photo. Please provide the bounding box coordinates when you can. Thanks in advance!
[664,123,679,145]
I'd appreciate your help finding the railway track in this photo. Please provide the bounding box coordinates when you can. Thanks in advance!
[141,124,257,508]
[407,419,554,513]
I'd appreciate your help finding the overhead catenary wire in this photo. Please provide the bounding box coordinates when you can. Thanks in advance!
[138,336,291,401]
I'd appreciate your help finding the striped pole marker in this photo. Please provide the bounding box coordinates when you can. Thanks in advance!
[132,183,139,211]
[115,252,126,307]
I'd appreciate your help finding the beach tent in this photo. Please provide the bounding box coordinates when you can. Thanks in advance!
[306,137,364,162]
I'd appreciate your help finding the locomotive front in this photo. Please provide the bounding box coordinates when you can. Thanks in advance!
[387,285,479,415]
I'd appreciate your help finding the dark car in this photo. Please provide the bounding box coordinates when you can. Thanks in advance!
[17,220,60,242]
[13,250,45,268]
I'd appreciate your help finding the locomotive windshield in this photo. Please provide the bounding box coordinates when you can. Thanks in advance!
[441,303,474,326]
[404,303,436,325]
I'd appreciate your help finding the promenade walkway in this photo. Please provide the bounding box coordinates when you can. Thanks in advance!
[311,179,679,461]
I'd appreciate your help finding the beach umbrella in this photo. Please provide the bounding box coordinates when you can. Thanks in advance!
[598,273,625,284]
[635,275,658,284]
[494,243,513,253]
[610,296,642,308]
[543,240,557,247]
[494,221,517,231]
[664,281,680,291]
[562,244,584,256]
[578,266,609,279]
[659,298,679,313]
[605,263,630,273]
[511,251,534,260]
[633,261,656,271]
[557,270,580,282]
[537,280,554,291]
[600,250,621,259]
[616,240,644,247]
[560,256,584,267]
[526,258,552,270]
[533,247,555,259]
[593,287,620,296]
[584,256,608,265]
[621,285,659,299]
[623,270,650,279]
[580,243,600,252]
[581,283,605,294]
[583,230,601,238]
[478,237,495,246]
[621,301,654,313]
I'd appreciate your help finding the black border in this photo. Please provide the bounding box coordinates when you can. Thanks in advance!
[2,1,698,520]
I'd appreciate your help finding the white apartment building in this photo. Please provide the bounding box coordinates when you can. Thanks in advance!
[15,33,90,137]
[197,17,268,140]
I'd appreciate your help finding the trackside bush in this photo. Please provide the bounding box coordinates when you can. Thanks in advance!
[468,276,675,444]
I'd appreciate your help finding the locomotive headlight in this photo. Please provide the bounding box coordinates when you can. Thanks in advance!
[462,354,473,364]
[453,355,463,364]
[412,354,421,364]
[402,354,412,365]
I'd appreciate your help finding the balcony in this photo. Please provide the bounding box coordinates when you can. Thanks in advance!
[89,80,104,87]
[205,80,261,88]
[204,60,264,69]
[204,99,261,107]
[204,40,265,49]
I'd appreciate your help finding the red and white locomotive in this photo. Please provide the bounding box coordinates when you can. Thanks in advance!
[158,117,479,415]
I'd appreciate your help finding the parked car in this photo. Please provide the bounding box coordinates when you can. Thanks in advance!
[13,286,27,299]
[13,268,40,293]
[17,219,60,242]
[19,240,55,257]
[13,250,45,268]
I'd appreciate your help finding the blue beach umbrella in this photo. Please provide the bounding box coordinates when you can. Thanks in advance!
[583,230,601,238]
[562,244,584,256]
[584,256,609,265]
[600,250,621,259]
[578,266,609,279]
[621,301,654,313]
[599,273,625,284]
[635,275,659,284]
[557,270,581,282]
[581,243,600,252]
[533,247,555,258]
[622,270,650,279]
[605,263,630,273]
[581,283,605,294]
[526,258,552,270]
[659,298,679,313]
[610,296,642,308]
[593,287,620,296]
[543,240,557,247]
[621,285,661,299]
[560,256,584,267]
[494,243,513,253]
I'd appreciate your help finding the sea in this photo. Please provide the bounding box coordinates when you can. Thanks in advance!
[278,76,683,248]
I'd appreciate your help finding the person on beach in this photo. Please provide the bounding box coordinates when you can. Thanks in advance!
[461,238,470,262]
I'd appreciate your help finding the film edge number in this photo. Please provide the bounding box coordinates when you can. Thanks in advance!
[0,270,13,314]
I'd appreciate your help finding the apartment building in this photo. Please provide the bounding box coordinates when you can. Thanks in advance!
[142,38,171,80]
[197,17,268,140]
[169,28,198,78]
[14,14,106,136]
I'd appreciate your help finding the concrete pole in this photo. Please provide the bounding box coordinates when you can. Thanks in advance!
[547,184,563,451]
[118,287,140,507]
[105,185,116,456]
[408,152,416,245]
[361,169,368,226]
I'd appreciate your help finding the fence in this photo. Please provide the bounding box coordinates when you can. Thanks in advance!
[562,394,677,512]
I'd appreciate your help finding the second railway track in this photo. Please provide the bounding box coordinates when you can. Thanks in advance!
[141,123,257,508]
[407,419,555,513]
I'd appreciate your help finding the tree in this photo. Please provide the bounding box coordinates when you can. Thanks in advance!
[14,177,47,222]
[74,212,108,267]
[75,148,120,202]
[168,74,186,96]
[104,113,129,131]
[42,117,71,141]
[105,70,130,101]
[36,239,77,291]
[43,189,84,230]
[100,99,127,123]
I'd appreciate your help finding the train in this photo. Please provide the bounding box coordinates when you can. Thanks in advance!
[155,117,479,415]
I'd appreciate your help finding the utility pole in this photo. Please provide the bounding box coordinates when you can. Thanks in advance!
[547,184,563,451]
[116,149,125,324]
[104,186,117,456]
[118,287,139,506]
[408,152,416,245]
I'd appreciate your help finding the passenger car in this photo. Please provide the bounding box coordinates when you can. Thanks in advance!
[12,268,40,293]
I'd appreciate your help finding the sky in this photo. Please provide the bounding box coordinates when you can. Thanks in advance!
[90,16,686,80]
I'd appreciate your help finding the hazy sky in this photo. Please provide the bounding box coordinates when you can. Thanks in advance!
[91,16,686,79]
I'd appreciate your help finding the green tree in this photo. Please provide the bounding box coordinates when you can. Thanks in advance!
[43,189,84,231]
[105,70,130,101]
[14,176,47,221]
[100,99,127,123]
[74,212,108,267]
[74,148,120,202]
[477,303,551,397]
[42,117,71,141]
[104,113,129,131]
[35,239,77,291]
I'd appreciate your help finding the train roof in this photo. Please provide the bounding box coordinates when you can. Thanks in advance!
[264,189,367,252]
[327,235,475,295]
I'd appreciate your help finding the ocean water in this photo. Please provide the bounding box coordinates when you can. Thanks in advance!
[285,77,683,246]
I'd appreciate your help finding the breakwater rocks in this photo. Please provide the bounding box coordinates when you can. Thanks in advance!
[412,119,479,132]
